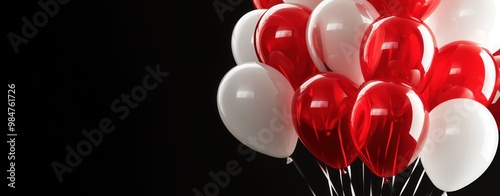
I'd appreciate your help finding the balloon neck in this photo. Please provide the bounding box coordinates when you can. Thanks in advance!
[341,169,347,175]
[442,192,447,196]
[383,178,389,185]
[286,157,294,165]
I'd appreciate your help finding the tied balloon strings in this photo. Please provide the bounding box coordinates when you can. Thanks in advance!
[381,178,388,195]
[399,157,426,196]
[316,160,343,196]
[338,166,356,196]
[339,168,345,196]
[392,176,396,189]
[413,169,427,196]
[346,166,356,196]
[228,1,500,195]
[288,157,317,196]
[304,156,429,196]
[324,164,362,196]
[361,162,370,196]
[363,162,374,196]
[360,157,430,196]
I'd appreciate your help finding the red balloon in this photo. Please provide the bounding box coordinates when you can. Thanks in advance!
[255,3,319,90]
[292,72,359,169]
[422,41,499,110]
[489,101,500,132]
[488,55,500,131]
[496,55,500,68]
[495,50,500,56]
[493,55,500,102]
[252,0,283,9]
[351,81,429,178]
[360,16,437,92]
[368,0,440,20]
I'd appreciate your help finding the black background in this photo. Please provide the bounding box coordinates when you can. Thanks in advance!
[3,0,499,195]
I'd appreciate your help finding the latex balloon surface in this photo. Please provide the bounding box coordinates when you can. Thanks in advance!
[368,0,440,20]
[422,98,498,192]
[255,3,319,89]
[360,16,437,91]
[425,0,500,53]
[217,62,298,158]
[307,0,379,85]
[422,41,498,110]
[231,9,267,65]
[292,72,359,169]
[351,80,429,178]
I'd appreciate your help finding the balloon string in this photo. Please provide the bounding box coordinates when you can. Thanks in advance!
[289,157,317,196]
[399,157,421,196]
[347,166,356,196]
[339,169,345,196]
[362,162,365,191]
[364,163,376,196]
[380,178,385,196]
[339,166,356,196]
[316,160,340,196]
[370,175,373,196]
[362,162,373,196]
[412,170,426,196]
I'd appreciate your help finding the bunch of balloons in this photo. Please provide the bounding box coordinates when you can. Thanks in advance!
[217,0,500,193]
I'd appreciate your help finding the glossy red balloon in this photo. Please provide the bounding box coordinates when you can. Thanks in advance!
[252,0,283,9]
[368,0,440,20]
[360,16,437,91]
[292,72,359,169]
[496,55,500,68]
[422,41,499,110]
[488,101,500,132]
[487,55,500,131]
[255,3,319,90]
[494,50,500,56]
[493,55,500,101]
[351,81,429,178]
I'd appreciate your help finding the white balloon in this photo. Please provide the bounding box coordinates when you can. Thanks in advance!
[306,0,379,85]
[283,0,323,10]
[421,98,499,192]
[425,0,500,53]
[231,9,267,65]
[217,62,298,158]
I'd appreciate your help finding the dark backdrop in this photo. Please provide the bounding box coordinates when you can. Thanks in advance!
[3,0,498,195]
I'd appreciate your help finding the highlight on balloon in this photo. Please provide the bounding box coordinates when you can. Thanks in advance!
[217,0,500,195]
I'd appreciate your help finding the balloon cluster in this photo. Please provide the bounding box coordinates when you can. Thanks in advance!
[217,0,500,193]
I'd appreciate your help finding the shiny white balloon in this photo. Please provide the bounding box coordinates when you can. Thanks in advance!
[217,62,298,158]
[283,0,323,10]
[231,9,266,65]
[306,0,379,85]
[425,0,500,53]
[421,98,499,192]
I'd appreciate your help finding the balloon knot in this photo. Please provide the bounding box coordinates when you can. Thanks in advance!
[383,178,389,184]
